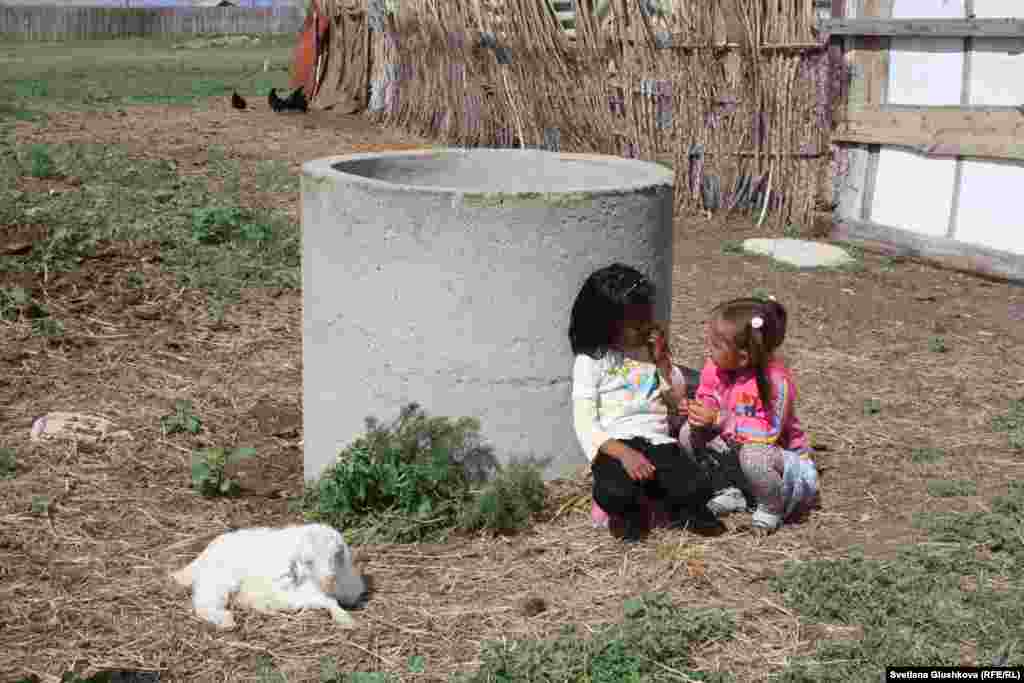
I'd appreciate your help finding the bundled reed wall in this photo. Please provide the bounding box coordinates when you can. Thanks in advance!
[0,5,305,40]
[361,0,845,230]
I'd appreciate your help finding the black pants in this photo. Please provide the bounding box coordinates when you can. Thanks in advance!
[591,437,716,527]
[696,440,756,503]
[685,429,757,507]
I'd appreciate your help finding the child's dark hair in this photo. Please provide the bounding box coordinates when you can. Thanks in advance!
[569,263,656,359]
[710,296,788,414]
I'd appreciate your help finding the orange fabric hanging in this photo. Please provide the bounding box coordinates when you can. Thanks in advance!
[289,0,330,93]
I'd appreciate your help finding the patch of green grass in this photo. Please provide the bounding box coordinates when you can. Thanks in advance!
[768,259,803,273]
[0,101,46,123]
[0,38,296,111]
[190,205,272,246]
[203,146,242,196]
[455,593,735,683]
[22,142,178,187]
[302,403,546,544]
[0,286,62,336]
[926,479,976,497]
[125,271,145,289]
[160,399,202,436]
[316,654,409,682]
[879,255,899,272]
[0,447,16,479]
[191,445,255,497]
[722,240,744,254]
[255,655,287,683]
[909,447,945,464]
[26,143,56,178]
[914,481,1024,564]
[1,143,301,303]
[774,481,1024,681]
[863,397,882,416]
[255,159,298,193]
[929,335,949,353]
[32,223,101,274]
[406,656,426,674]
[11,78,49,98]
[459,461,546,535]
[992,399,1024,451]
[31,495,50,516]
[0,286,46,321]
[32,316,64,339]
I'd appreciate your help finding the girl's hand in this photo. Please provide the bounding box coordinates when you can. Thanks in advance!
[686,400,719,428]
[648,324,672,373]
[619,447,656,481]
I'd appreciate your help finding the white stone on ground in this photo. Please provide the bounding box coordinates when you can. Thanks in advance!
[741,238,854,269]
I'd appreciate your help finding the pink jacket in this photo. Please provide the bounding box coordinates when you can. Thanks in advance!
[695,358,808,453]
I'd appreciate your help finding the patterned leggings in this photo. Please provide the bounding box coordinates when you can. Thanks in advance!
[677,424,754,502]
[737,443,787,517]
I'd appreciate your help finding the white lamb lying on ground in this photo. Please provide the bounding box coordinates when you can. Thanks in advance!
[170,523,367,630]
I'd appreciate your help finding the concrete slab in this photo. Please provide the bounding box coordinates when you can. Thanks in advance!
[742,238,855,268]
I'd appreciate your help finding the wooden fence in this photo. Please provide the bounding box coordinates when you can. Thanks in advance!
[826,0,1024,283]
[0,5,305,40]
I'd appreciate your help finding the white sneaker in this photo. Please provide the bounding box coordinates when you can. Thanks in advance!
[751,507,782,533]
[707,487,747,517]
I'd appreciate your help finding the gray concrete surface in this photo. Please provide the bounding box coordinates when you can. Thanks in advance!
[742,237,855,268]
[302,148,675,481]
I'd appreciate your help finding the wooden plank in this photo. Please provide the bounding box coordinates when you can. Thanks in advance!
[832,218,1024,284]
[596,36,826,52]
[835,107,1024,162]
[860,146,880,221]
[845,36,889,124]
[823,18,1024,38]
[864,36,889,105]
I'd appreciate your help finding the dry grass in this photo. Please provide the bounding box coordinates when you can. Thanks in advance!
[1,438,825,682]
[3,43,1024,680]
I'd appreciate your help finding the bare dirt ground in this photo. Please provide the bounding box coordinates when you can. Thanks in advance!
[2,99,1024,682]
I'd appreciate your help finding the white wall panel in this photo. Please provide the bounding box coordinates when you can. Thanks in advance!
[956,159,1024,255]
[968,38,1024,106]
[891,0,965,18]
[836,146,872,220]
[971,0,1024,18]
[871,149,957,237]
[888,37,964,105]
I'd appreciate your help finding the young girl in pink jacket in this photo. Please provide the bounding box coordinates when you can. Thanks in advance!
[685,296,819,537]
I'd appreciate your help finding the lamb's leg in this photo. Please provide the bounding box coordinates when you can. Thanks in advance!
[285,582,356,628]
[169,559,197,589]
[192,573,236,630]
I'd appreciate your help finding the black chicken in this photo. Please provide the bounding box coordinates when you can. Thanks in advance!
[284,87,308,113]
[268,87,286,112]
[230,91,246,110]
[268,87,308,113]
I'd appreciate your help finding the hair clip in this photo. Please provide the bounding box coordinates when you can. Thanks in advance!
[750,316,764,329]
[623,277,645,297]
